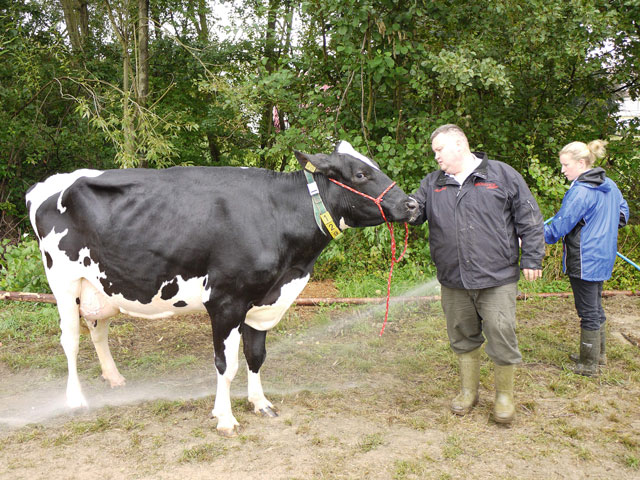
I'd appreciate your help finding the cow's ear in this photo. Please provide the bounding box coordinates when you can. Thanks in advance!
[294,152,332,173]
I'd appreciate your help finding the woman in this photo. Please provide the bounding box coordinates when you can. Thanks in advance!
[544,140,629,376]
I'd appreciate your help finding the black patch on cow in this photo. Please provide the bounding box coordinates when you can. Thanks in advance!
[76,297,80,305]
[93,320,98,328]
[45,251,53,269]
[173,301,187,307]
[161,279,179,300]
[83,256,91,267]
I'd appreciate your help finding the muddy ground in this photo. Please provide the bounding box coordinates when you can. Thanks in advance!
[1,283,639,479]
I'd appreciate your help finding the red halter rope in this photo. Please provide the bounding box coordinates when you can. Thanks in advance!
[328,178,409,335]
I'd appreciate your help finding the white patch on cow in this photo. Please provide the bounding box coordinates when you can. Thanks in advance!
[247,369,274,414]
[339,217,353,230]
[102,275,209,319]
[336,141,380,171]
[26,169,103,239]
[244,274,310,331]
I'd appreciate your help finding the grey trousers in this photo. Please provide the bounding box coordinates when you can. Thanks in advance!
[441,282,522,366]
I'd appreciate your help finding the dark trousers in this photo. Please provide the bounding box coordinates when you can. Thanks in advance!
[569,277,606,331]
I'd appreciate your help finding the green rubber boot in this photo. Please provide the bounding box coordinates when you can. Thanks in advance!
[574,328,601,377]
[450,347,481,416]
[493,364,515,424]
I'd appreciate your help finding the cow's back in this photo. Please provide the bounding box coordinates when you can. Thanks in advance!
[27,167,299,313]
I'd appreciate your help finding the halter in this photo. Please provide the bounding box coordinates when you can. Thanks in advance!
[304,162,409,336]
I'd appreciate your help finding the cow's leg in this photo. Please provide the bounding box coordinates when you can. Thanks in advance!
[55,280,88,409]
[205,297,244,437]
[242,323,277,417]
[79,280,124,387]
[84,318,126,387]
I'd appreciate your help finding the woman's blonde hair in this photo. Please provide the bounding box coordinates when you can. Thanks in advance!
[559,140,608,167]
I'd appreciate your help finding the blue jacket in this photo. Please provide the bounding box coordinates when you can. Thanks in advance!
[544,168,629,281]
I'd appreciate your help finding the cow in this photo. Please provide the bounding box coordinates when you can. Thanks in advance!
[26,141,419,436]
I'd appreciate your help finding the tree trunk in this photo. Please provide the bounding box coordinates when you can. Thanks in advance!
[138,0,149,107]
[197,0,209,43]
[60,0,88,53]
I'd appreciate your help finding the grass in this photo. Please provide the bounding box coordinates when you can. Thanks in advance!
[1,289,639,478]
[179,442,227,463]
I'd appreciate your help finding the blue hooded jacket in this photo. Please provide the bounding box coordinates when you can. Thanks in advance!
[544,167,629,281]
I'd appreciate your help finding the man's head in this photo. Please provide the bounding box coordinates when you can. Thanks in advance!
[430,124,471,176]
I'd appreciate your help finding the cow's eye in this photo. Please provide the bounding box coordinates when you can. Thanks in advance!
[355,172,366,181]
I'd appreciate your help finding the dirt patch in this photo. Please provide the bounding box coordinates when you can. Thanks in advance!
[1,291,639,479]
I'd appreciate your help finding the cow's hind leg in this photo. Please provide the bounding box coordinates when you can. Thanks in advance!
[242,323,277,417]
[79,280,124,387]
[54,280,88,409]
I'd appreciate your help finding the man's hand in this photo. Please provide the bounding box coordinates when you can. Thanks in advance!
[522,269,542,281]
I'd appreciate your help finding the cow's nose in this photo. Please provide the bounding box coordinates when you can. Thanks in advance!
[406,197,418,212]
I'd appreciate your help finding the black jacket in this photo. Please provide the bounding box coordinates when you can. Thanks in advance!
[411,152,545,289]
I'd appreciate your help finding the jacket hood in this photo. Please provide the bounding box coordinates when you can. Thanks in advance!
[576,167,610,192]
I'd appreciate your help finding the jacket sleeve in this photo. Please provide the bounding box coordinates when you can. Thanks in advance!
[544,186,591,244]
[409,178,429,226]
[512,174,545,270]
[620,196,630,228]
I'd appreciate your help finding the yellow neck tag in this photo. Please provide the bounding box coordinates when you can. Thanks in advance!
[320,212,342,239]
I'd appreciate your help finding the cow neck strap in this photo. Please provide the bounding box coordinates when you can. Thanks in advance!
[304,165,343,239]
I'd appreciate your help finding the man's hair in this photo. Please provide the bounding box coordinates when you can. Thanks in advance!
[430,124,468,143]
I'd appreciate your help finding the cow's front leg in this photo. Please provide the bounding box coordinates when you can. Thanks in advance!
[243,323,277,417]
[206,299,243,437]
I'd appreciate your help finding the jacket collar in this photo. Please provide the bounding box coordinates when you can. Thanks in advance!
[435,151,489,186]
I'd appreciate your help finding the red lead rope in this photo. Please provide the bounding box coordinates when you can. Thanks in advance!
[328,178,409,335]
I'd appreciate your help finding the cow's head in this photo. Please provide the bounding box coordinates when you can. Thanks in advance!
[294,141,419,228]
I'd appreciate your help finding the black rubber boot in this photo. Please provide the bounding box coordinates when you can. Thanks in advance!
[570,324,606,365]
[574,328,600,377]
[599,324,607,365]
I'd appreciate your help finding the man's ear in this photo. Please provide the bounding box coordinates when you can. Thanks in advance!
[294,151,332,173]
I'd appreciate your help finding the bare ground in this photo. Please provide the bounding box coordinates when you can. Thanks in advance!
[1,283,639,479]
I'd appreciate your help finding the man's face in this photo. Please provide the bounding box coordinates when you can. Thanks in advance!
[431,133,464,175]
[559,153,586,182]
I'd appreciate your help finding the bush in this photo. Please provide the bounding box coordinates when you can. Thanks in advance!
[0,236,50,293]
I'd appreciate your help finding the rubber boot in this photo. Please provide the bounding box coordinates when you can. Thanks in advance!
[450,347,481,416]
[493,364,515,424]
[574,328,600,377]
[570,324,606,366]
[599,324,607,366]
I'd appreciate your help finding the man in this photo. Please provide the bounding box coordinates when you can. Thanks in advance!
[411,124,544,424]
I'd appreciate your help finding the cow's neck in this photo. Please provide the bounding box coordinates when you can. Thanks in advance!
[277,170,341,254]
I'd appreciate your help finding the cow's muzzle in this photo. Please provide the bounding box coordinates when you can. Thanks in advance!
[404,197,419,223]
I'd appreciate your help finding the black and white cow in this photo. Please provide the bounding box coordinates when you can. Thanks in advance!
[26,141,418,436]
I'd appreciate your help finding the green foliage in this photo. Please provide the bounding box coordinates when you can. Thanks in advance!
[0,237,50,293]
[0,301,58,342]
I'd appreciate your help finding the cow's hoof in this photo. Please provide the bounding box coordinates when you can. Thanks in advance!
[257,406,278,418]
[103,374,126,388]
[66,393,89,410]
[217,425,239,438]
